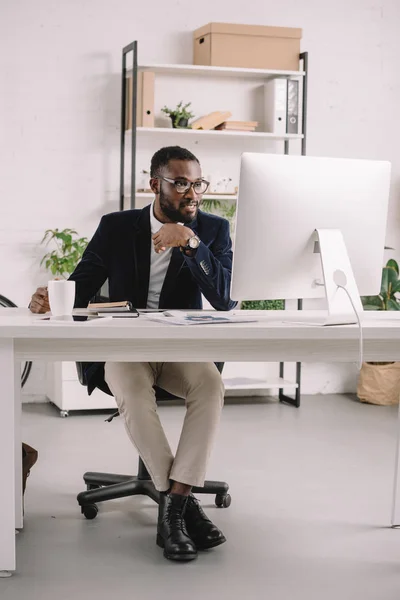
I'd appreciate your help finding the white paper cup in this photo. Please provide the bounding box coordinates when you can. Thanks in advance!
[48,280,75,316]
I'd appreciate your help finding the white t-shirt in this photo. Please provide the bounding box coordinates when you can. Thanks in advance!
[146,202,183,309]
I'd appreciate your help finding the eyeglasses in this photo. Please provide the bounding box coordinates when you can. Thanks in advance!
[158,177,210,195]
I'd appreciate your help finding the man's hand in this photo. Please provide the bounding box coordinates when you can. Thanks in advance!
[152,224,194,254]
[30,286,50,313]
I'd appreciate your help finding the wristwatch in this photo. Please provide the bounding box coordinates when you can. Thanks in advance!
[181,234,200,255]
[186,235,200,250]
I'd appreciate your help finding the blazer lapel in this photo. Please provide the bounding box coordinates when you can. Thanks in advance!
[159,216,199,308]
[133,205,151,308]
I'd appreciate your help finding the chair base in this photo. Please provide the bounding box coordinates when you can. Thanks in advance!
[77,467,231,518]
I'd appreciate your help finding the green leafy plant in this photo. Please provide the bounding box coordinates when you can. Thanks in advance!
[40,228,88,278]
[241,299,284,310]
[201,198,236,235]
[362,259,400,311]
[161,101,195,128]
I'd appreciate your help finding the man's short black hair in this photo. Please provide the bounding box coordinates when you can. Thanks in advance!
[150,146,200,178]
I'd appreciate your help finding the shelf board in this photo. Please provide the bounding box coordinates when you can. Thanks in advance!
[133,127,303,141]
[223,377,298,391]
[128,63,305,79]
[135,192,237,201]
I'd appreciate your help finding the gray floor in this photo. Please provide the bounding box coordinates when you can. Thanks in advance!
[3,395,400,600]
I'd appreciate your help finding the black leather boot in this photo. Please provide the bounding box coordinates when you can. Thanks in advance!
[184,494,226,550]
[157,493,198,561]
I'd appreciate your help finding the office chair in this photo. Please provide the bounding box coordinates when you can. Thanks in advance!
[76,362,231,520]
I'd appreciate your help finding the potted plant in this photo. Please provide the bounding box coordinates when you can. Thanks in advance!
[361,259,400,311]
[40,228,89,278]
[201,198,237,235]
[358,259,400,405]
[161,101,195,129]
[240,299,284,310]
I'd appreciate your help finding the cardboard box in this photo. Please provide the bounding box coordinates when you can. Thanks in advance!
[193,23,302,71]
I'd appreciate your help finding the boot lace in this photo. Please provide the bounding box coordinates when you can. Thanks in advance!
[166,504,189,534]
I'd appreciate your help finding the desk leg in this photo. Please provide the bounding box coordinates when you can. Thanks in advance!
[391,400,400,527]
[0,339,16,574]
[15,360,23,530]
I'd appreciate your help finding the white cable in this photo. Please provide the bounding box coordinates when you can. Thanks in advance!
[335,284,364,370]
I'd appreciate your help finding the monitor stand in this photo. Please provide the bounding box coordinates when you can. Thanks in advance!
[313,228,363,326]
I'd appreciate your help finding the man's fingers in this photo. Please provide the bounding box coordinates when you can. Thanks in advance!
[32,294,46,303]
[30,293,50,309]
[29,286,50,314]
[153,238,163,248]
[153,239,166,253]
[33,294,49,306]
[36,286,48,297]
[153,241,166,251]
[30,300,48,314]
[32,298,49,309]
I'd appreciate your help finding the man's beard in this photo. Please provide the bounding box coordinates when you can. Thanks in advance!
[159,189,200,224]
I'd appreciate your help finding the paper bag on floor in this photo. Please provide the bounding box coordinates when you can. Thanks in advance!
[357,362,400,406]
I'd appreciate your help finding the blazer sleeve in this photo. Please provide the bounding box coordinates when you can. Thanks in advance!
[183,218,237,311]
[68,216,109,308]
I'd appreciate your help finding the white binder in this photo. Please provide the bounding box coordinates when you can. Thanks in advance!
[286,79,299,134]
[264,78,287,134]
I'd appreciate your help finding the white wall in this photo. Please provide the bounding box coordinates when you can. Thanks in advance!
[1,0,399,401]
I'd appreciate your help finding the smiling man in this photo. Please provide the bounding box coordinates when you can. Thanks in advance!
[30,145,237,562]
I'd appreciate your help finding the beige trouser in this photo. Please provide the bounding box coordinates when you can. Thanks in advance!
[104,362,225,492]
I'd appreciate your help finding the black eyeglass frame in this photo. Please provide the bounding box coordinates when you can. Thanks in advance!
[157,176,210,195]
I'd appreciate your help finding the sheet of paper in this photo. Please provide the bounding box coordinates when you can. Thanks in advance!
[141,312,257,325]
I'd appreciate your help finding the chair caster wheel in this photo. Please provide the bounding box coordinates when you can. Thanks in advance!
[81,504,98,519]
[215,493,231,508]
[60,410,69,418]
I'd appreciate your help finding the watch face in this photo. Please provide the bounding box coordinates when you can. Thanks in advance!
[189,236,200,249]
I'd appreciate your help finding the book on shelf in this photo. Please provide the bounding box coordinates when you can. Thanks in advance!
[215,120,258,132]
[219,120,258,128]
[125,71,155,129]
[191,111,232,130]
[87,301,134,312]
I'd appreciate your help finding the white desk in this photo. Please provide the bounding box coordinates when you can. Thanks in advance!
[2,307,400,574]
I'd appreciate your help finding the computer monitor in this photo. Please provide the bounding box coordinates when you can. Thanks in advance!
[231,153,391,325]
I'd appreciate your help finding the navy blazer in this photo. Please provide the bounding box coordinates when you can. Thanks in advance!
[69,204,237,394]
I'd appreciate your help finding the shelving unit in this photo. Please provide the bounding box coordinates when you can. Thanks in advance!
[131,63,305,79]
[120,41,309,407]
[224,377,298,395]
[133,127,303,141]
[136,192,237,201]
